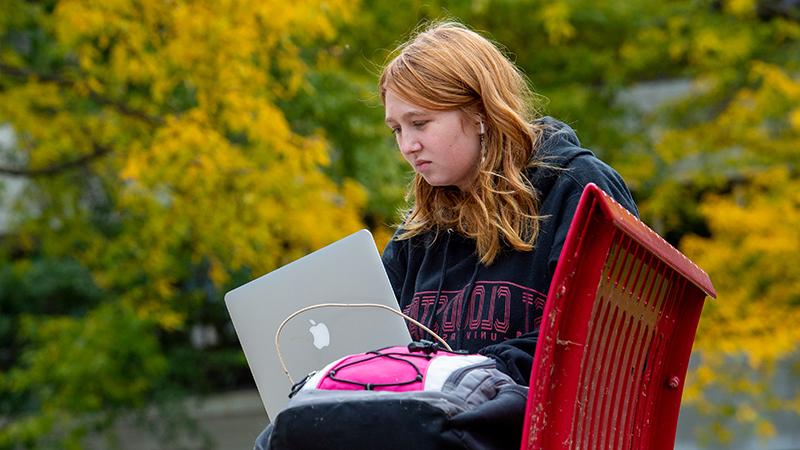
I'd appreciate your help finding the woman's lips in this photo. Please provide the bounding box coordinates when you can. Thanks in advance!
[415,160,431,169]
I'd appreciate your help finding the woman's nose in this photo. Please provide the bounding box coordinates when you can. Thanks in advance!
[399,136,421,156]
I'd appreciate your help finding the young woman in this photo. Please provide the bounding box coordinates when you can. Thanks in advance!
[254,20,639,450]
[379,21,638,385]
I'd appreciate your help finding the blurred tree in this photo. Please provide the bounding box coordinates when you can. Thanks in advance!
[683,167,800,442]
[276,68,408,238]
[666,58,800,442]
[0,0,362,446]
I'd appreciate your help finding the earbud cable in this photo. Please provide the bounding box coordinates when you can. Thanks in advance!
[275,303,452,384]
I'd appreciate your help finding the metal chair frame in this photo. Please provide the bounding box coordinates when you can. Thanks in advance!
[522,183,716,450]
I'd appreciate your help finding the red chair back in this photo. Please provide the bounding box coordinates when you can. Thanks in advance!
[522,183,716,450]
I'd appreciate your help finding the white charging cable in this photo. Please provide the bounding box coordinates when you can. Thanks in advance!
[275,303,452,384]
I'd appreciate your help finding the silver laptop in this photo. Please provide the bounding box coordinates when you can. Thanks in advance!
[224,229,412,419]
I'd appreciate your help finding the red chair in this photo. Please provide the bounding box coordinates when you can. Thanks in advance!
[522,183,717,450]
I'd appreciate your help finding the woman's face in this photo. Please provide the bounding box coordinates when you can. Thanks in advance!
[384,90,482,191]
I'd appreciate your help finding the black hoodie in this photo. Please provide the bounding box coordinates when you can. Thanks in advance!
[381,117,639,385]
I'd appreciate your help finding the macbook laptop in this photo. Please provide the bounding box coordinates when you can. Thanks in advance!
[225,229,412,419]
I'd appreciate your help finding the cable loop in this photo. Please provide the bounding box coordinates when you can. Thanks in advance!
[275,303,452,384]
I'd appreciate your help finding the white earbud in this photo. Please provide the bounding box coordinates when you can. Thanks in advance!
[479,121,485,135]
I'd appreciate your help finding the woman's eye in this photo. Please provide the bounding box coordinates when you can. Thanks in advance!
[390,127,401,135]
[412,120,428,128]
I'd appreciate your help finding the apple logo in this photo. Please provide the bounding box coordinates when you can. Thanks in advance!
[308,319,330,350]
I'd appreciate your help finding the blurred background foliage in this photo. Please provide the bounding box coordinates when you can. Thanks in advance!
[0,0,798,448]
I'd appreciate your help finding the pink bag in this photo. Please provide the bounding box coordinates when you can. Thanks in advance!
[304,344,491,393]
[260,341,528,450]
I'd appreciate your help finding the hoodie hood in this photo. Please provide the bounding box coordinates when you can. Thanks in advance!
[525,116,595,198]
[533,116,582,153]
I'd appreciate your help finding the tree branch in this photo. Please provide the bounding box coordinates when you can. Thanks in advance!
[0,63,164,125]
[0,142,112,178]
[0,64,167,177]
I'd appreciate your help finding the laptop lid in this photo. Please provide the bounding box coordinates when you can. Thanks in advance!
[224,229,412,419]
